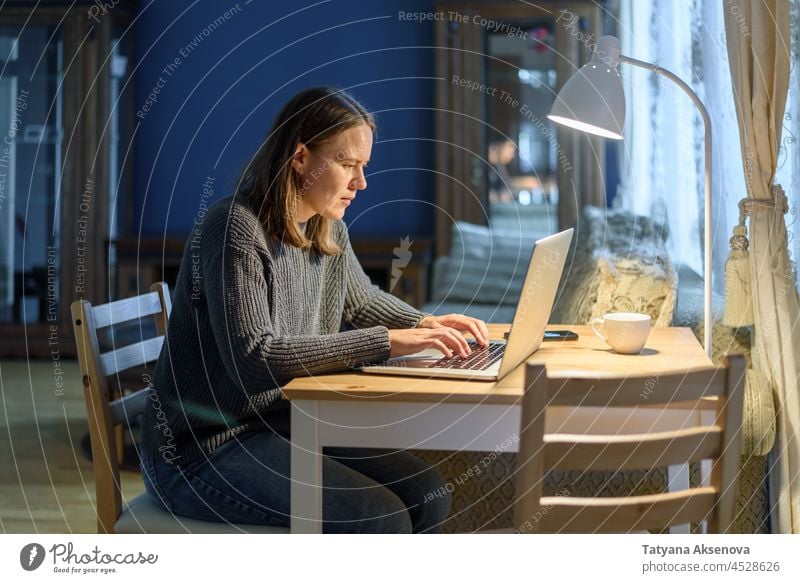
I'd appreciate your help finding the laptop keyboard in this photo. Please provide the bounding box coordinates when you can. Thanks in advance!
[434,341,505,370]
[378,340,505,371]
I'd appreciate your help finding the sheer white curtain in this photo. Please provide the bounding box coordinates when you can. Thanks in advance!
[616,0,742,288]
[775,0,800,289]
[725,0,800,534]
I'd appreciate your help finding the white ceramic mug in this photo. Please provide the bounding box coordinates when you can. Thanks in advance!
[590,312,652,354]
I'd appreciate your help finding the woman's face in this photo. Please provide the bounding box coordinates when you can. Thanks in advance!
[292,123,373,222]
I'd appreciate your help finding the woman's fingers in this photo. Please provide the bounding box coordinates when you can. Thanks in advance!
[479,319,490,343]
[447,328,471,357]
[433,327,470,358]
[430,339,453,358]
[444,314,490,345]
[462,319,487,346]
[463,315,489,344]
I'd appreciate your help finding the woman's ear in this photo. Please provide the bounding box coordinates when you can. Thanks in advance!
[291,142,307,175]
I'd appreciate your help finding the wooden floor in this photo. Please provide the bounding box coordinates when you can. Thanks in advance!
[0,358,144,533]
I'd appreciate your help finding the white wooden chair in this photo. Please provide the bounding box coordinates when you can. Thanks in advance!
[513,355,746,533]
[71,282,287,533]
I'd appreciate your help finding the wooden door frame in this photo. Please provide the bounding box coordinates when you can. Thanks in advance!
[434,1,604,256]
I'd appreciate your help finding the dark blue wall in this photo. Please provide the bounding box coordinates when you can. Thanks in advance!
[133,0,436,239]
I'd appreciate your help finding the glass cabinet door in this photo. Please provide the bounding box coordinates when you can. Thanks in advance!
[107,30,132,302]
[0,5,136,357]
[485,19,558,234]
[0,25,63,324]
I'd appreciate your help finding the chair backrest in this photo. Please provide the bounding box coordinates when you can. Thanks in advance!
[514,355,746,533]
[71,282,172,533]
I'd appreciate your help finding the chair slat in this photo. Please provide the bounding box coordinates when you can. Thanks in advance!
[109,390,150,425]
[536,488,717,533]
[100,336,164,376]
[91,291,163,329]
[544,426,723,471]
[546,367,724,407]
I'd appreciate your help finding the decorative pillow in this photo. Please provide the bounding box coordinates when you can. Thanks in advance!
[432,222,538,306]
[450,221,540,261]
[551,207,677,327]
[580,205,670,251]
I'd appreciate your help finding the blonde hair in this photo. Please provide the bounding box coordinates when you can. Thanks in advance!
[237,87,376,255]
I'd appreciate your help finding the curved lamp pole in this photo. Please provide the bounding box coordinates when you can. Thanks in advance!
[548,35,713,357]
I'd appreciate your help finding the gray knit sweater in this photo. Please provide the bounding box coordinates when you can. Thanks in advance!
[140,193,428,466]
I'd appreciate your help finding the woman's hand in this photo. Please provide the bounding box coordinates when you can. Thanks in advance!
[387,314,490,359]
[388,327,474,359]
[415,314,491,347]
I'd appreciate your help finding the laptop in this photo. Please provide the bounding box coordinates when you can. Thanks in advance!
[361,228,574,381]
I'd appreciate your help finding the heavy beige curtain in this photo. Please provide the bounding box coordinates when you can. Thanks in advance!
[725,0,800,533]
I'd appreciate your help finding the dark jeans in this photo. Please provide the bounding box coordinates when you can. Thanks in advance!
[141,430,451,533]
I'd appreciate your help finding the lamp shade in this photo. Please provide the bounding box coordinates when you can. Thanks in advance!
[548,36,625,140]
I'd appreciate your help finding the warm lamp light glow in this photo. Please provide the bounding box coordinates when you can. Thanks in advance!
[547,115,624,140]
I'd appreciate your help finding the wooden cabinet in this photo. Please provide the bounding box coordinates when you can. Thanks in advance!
[350,237,433,309]
[114,238,184,300]
[0,1,137,357]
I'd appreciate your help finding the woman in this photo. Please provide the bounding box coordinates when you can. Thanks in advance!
[139,87,490,533]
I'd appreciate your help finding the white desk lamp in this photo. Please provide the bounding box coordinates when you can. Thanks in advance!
[548,35,713,356]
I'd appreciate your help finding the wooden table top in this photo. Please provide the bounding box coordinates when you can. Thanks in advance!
[281,324,714,405]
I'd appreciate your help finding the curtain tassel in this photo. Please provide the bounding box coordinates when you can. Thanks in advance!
[723,222,754,327]
[742,368,776,456]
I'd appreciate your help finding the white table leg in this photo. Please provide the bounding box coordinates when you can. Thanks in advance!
[290,400,322,534]
[667,463,691,534]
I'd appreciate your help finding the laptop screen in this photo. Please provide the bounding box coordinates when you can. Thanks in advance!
[496,228,573,379]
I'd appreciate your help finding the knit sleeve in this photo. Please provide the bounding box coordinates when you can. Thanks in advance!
[203,244,391,393]
[339,225,431,330]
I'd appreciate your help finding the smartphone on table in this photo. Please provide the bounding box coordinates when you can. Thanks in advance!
[503,330,579,341]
